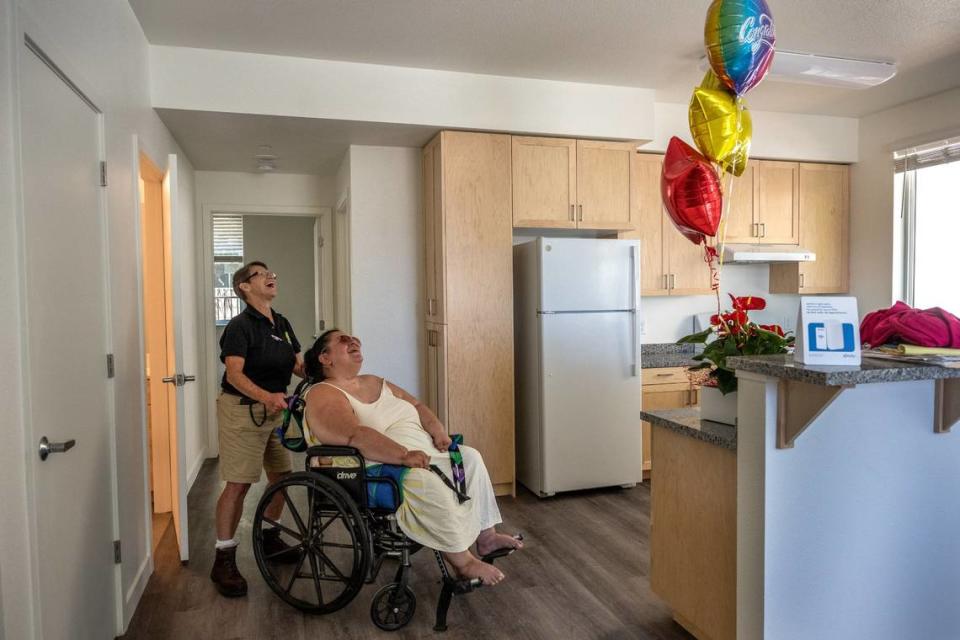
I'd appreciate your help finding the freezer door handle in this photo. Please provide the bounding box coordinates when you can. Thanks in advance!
[631,244,640,377]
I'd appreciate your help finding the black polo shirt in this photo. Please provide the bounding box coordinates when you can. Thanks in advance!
[219,306,301,397]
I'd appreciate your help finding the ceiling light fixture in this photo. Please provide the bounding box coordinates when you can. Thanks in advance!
[699,50,897,89]
[255,145,278,172]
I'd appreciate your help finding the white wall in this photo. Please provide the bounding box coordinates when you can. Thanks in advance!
[346,146,424,396]
[149,45,657,141]
[851,88,960,315]
[648,102,859,162]
[195,170,336,209]
[0,0,197,636]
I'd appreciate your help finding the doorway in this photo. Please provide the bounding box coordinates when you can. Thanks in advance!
[138,151,179,553]
[202,205,333,454]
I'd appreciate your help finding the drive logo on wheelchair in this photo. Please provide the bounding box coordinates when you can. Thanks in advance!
[336,471,358,480]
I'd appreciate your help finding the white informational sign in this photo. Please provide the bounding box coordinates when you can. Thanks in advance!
[794,297,862,366]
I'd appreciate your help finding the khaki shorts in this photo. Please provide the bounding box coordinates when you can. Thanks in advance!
[217,392,292,484]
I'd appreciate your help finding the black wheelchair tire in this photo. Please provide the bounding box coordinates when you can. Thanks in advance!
[252,471,370,615]
[370,583,417,631]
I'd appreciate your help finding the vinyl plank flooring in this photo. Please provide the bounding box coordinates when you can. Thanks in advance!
[122,459,694,640]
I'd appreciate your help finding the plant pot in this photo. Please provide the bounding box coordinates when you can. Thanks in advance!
[700,386,737,425]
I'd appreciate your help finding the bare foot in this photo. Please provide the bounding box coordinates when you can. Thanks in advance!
[476,529,524,557]
[457,557,506,586]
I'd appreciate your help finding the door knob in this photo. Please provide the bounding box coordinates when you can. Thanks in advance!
[39,436,76,461]
[161,375,177,384]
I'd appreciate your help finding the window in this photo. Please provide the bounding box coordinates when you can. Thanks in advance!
[213,215,244,324]
[896,138,960,316]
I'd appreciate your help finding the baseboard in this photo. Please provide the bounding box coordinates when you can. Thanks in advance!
[186,446,208,491]
[122,552,154,631]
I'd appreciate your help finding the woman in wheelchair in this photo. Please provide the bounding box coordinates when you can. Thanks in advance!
[299,329,523,587]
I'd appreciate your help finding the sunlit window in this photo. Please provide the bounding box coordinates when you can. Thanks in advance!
[213,215,244,324]
[895,140,960,316]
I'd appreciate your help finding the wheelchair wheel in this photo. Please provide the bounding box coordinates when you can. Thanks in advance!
[253,472,369,614]
[370,583,416,631]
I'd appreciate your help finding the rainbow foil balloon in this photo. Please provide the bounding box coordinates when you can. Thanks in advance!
[704,0,776,96]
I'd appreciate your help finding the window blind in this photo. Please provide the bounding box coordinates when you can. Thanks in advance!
[894,137,960,173]
[213,216,243,257]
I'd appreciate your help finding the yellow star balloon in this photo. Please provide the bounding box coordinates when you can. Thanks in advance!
[688,71,752,176]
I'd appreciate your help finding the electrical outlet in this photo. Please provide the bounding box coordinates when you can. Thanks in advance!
[639,319,646,336]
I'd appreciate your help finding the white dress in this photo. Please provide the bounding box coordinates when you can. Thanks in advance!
[303,379,499,553]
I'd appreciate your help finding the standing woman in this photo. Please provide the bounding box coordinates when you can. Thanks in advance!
[210,261,304,597]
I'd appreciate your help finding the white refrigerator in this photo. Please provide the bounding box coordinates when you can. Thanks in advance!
[514,237,643,497]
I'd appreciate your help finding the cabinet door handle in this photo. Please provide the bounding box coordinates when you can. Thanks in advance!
[428,330,438,347]
[569,204,575,221]
[577,204,583,221]
[760,222,766,237]
[662,274,668,290]
[669,273,676,290]
[799,273,805,289]
[428,298,436,316]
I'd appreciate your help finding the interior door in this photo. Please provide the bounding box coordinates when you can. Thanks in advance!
[163,156,193,562]
[19,39,116,638]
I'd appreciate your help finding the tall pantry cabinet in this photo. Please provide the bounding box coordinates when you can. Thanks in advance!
[422,131,516,496]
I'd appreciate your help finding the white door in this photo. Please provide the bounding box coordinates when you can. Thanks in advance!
[540,312,642,494]
[539,237,639,312]
[19,40,116,638]
[163,156,194,562]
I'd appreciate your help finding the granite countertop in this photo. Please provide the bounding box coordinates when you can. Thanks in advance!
[727,353,960,386]
[639,407,737,450]
[641,343,701,369]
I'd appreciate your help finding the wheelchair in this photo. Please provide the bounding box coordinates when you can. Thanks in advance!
[251,441,503,631]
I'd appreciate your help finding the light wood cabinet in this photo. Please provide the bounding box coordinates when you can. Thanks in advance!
[423,131,516,495]
[721,161,758,243]
[513,136,635,231]
[722,160,798,244]
[757,160,799,244]
[640,367,700,478]
[512,136,577,229]
[423,139,446,323]
[769,163,849,294]
[621,153,713,296]
[424,322,447,425]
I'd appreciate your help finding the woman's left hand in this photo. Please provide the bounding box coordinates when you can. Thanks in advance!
[432,432,452,451]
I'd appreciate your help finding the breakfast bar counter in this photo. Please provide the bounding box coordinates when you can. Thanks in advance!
[642,355,960,640]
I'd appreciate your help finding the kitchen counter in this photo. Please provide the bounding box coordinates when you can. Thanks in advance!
[641,343,700,369]
[727,353,960,385]
[639,407,736,450]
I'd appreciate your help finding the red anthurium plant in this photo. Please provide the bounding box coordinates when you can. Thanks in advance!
[679,294,794,394]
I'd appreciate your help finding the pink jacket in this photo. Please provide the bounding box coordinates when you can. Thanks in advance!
[860,301,960,348]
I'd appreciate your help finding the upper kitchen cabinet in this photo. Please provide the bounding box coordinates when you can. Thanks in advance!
[770,163,849,294]
[512,136,577,229]
[621,153,712,297]
[756,160,799,244]
[724,160,799,244]
[721,161,758,243]
[576,140,635,231]
[513,136,636,231]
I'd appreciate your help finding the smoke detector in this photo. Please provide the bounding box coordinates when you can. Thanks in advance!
[255,145,277,172]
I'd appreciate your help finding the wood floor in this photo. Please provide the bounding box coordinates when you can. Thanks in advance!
[122,459,693,640]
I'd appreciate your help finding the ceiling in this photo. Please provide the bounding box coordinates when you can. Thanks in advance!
[156,109,438,174]
[131,0,960,118]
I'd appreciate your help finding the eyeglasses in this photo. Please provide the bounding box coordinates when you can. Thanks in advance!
[243,270,278,283]
[324,334,361,351]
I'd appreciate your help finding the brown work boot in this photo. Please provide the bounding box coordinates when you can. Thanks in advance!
[210,546,247,597]
[262,527,302,564]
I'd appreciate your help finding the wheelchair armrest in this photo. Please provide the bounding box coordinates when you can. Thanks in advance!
[306,444,362,458]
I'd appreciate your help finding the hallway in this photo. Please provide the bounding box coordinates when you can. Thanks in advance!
[122,459,692,640]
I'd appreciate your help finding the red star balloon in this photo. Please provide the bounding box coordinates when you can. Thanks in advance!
[660,137,723,244]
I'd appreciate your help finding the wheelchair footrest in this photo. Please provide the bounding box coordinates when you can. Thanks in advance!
[447,576,483,595]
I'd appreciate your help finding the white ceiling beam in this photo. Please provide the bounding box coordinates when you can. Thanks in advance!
[149,45,656,141]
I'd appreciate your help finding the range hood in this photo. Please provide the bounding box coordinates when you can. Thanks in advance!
[721,244,816,263]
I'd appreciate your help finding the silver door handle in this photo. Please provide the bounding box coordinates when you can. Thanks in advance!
[760,223,766,237]
[669,273,676,289]
[162,376,177,384]
[183,375,196,383]
[577,204,583,221]
[39,436,76,461]
[569,204,575,221]
[752,222,759,237]
[799,273,805,288]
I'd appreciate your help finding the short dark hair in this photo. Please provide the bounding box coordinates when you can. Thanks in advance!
[303,329,341,382]
[232,261,268,301]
